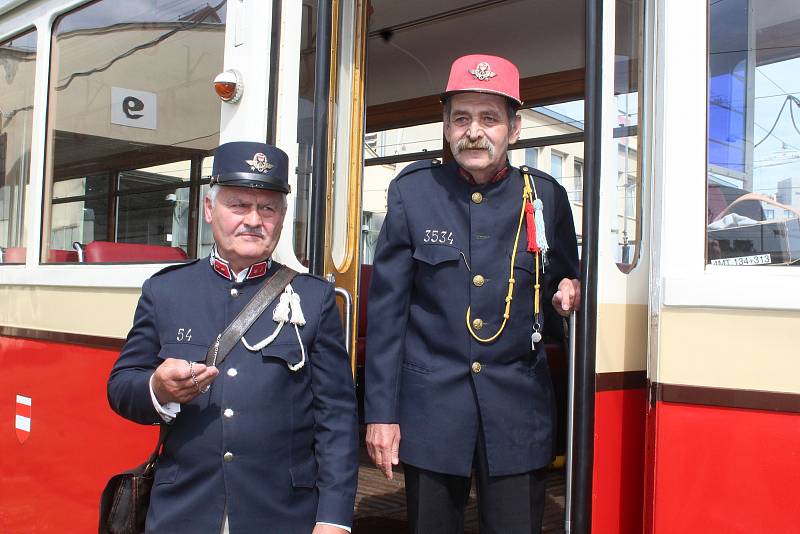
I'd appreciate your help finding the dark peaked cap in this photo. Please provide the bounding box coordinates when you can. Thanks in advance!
[211,141,291,194]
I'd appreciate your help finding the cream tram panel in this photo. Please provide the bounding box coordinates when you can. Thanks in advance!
[658,307,800,395]
[0,286,138,338]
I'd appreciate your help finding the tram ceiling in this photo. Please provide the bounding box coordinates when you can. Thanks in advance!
[365,0,585,108]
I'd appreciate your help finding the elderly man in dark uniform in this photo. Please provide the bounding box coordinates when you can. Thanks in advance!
[108,142,358,534]
[365,55,581,533]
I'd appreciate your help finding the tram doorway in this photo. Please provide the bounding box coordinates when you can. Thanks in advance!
[322,1,590,531]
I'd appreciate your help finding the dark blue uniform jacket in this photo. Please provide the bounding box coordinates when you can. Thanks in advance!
[365,160,579,477]
[108,260,358,533]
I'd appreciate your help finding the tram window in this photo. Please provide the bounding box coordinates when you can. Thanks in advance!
[41,0,226,263]
[707,0,800,267]
[196,157,215,259]
[550,151,564,182]
[0,29,36,265]
[613,0,643,273]
[292,1,318,266]
[361,102,587,265]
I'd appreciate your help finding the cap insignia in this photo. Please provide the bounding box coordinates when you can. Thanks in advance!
[245,152,274,173]
[469,62,496,81]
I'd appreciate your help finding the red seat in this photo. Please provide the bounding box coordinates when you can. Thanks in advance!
[356,264,373,366]
[49,249,79,262]
[0,248,78,263]
[82,241,188,263]
[1,247,26,263]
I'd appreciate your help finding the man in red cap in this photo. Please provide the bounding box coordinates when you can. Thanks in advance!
[364,54,580,532]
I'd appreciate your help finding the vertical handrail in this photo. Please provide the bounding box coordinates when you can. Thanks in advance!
[334,286,353,355]
[565,310,577,534]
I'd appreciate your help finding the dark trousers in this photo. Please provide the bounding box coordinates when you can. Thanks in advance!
[404,433,547,534]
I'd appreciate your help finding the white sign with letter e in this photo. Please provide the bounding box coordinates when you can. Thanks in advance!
[111,87,157,130]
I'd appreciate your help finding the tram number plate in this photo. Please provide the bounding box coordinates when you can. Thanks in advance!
[711,253,772,266]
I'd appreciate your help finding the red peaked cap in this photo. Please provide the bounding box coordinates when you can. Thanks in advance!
[442,54,522,106]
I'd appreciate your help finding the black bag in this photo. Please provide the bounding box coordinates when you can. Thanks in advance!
[98,426,165,534]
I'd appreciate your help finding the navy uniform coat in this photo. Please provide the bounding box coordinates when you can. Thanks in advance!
[365,160,579,477]
[108,260,358,533]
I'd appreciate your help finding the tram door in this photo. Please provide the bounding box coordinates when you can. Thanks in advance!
[320,0,651,531]
[581,0,651,532]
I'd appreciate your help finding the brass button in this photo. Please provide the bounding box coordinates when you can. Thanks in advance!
[471,361,482,374]
[227,368,238,377]
[223,451,234,462]
[230,288,239,298]
[471,192,483,204]
[223,408,234,418]
[472,274,485,287]
[472,318,484,330]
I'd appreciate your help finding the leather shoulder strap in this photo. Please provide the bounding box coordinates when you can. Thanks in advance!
[205,266,298,366]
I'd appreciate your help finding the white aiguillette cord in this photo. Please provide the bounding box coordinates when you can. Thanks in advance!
[205,266,298,368]
[241,284,308,371]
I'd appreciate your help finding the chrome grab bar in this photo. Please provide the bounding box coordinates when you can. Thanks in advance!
[565,310,577,534]
[333,286,353,356]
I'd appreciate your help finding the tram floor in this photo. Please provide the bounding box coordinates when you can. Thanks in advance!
[352,450,566,534]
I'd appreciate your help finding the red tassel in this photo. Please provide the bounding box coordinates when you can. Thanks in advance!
[525,201,540,253]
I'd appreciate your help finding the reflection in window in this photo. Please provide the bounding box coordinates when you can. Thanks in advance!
[0,29,36,265]
[707,0,800,266]
[293,1,317,267]
[613,0,642,271]
[525,147,539,168]
[43,0,226,263]
[550,151,564,182]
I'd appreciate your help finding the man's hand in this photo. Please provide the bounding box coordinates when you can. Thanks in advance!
[366,423,401,480]
[312,524,349,534]
[152,358,219,404]
[552,278,581,317]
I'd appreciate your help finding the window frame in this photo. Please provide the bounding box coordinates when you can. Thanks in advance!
[0,25,38,262]
[0,0,230,287]
[654,0,800,311]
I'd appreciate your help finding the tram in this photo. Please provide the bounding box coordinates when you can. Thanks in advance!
[1,0,799,532]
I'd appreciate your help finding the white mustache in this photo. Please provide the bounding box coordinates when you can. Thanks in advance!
[455,137,494,157]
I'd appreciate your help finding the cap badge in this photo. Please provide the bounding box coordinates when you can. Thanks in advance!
[469,62,496,81]
[245,152,274,173]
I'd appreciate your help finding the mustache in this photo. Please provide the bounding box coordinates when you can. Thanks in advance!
[236,225,264,237]
[455,137,494,157]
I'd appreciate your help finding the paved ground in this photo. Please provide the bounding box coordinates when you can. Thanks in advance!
[353,457,566,534]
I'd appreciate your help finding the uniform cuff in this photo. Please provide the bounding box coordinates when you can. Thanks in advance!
[149,373,180,422]
[316,522,351,532]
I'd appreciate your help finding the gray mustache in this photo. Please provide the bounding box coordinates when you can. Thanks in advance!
[236,226,264,237]
[455,137,494,157]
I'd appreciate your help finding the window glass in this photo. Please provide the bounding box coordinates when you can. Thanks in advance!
[550,151,564,181]
[573,160,584,202]
[330,0,359,269]
[0,29,36,265]
[613,0,642,271]
[293,0,317,267]
[707,0,800,266]
[197,156,215,258]
[43,0,226,263]
[362,100,586,265]
[525,147,539,167]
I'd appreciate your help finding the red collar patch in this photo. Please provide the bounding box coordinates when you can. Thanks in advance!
[209,248,270,282]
